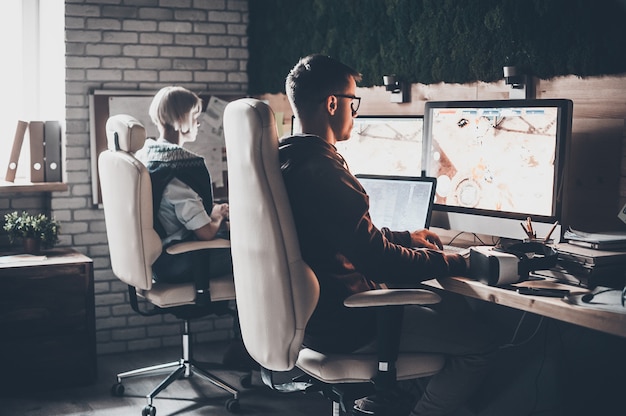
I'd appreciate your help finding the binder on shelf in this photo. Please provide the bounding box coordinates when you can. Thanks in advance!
[44,120,62,182]
[5,120,29,182]
[28,121,45,183]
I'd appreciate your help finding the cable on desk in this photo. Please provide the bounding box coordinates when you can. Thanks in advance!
[445,231,488,247]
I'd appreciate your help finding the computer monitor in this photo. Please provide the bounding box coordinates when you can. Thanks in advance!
[335,115,424,176]
[422,99,573,242]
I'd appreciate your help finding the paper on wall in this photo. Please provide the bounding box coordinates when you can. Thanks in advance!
[183,96,229,187]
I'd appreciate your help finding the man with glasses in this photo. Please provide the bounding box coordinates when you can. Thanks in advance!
[279,54,496,416]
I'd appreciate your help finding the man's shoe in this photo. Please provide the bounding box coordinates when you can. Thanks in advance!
[353,391,413,416]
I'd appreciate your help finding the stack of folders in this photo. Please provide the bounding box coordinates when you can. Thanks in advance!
[544,239,626,289]
[563,227,626,250]
[5,120,62,183]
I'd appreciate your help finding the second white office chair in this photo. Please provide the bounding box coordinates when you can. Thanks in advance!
[223,98,445,415]
[99,114,246,416]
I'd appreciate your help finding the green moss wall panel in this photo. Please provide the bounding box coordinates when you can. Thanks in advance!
[247,0,626,94]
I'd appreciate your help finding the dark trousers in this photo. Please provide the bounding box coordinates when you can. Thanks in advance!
[152,245,232,284]
[356,291,497,416]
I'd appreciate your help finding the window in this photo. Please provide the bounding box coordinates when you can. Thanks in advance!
[0,0,65,182]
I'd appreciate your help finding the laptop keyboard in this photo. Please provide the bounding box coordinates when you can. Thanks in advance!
[442,245,469,255]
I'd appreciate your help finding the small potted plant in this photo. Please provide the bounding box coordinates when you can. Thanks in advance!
[3,211,61,254]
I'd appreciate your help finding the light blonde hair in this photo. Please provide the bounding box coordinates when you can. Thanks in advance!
[149,86,202,143]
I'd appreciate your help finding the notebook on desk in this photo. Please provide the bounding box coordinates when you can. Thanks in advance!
[356,174,437,232]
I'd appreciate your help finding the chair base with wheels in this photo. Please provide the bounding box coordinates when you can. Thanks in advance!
[109,282,248,415]
[111,321,242,416]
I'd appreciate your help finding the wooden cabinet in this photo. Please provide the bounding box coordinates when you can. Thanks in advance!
[0,249,96,391]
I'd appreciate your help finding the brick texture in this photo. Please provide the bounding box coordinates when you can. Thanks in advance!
[7,0,249,356]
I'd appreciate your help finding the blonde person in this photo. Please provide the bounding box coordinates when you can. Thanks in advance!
[135,86,231,296]
[135,86,257,370]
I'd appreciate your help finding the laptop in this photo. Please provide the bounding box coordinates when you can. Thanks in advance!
[356,174,437,232]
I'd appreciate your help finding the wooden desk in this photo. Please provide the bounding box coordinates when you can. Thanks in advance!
[423,276,626,338]
[0,249,96,391]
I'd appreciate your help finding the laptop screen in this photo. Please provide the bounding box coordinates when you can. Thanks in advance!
[356,175,437,232]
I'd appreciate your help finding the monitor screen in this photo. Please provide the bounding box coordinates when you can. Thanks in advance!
[336,115,423,176]
[422,99,573,241]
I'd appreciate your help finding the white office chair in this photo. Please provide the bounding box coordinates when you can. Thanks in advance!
[223,98,445,415]
[99,114,244,416]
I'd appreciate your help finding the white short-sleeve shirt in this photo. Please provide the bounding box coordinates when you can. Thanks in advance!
[159,177,212,246]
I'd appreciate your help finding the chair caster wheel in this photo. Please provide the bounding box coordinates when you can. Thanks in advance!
[142,404,156,416]
[110,382,125,397]
[225,398,240,413]
[240,373,252,388]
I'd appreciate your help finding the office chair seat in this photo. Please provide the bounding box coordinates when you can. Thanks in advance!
[297,349,444,384]
[140,274,236,308]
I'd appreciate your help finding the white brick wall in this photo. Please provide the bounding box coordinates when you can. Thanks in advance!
[58,0,249,355]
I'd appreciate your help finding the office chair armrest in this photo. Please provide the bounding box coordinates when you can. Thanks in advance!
[165,238,231,255]
[344,288,441,308]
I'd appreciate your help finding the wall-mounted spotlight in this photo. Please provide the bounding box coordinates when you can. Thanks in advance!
[382,74,407,103]
[503,66,534,99]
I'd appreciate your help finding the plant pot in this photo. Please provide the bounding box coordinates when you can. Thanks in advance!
[22,238,41,254]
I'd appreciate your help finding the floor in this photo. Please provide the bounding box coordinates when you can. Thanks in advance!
[1,342,331,416]
[3,314,626,416]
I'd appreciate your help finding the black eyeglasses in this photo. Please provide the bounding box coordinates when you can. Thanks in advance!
[325,94,361,114]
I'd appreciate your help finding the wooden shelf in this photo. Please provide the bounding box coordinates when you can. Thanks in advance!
[0,181,68,193]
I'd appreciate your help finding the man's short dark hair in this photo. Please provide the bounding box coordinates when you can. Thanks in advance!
[285,54,362,118]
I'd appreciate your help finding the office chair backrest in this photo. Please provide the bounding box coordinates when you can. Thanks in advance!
[224,98,319,372]
[99,114,162,291]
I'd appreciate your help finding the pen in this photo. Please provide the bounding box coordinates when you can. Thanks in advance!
[520,222,533,239]
[544,221,559,242]
[526,217,535,239]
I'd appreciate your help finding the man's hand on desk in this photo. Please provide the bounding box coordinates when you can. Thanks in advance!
[410,229,443,250]
[410,229,471,271]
